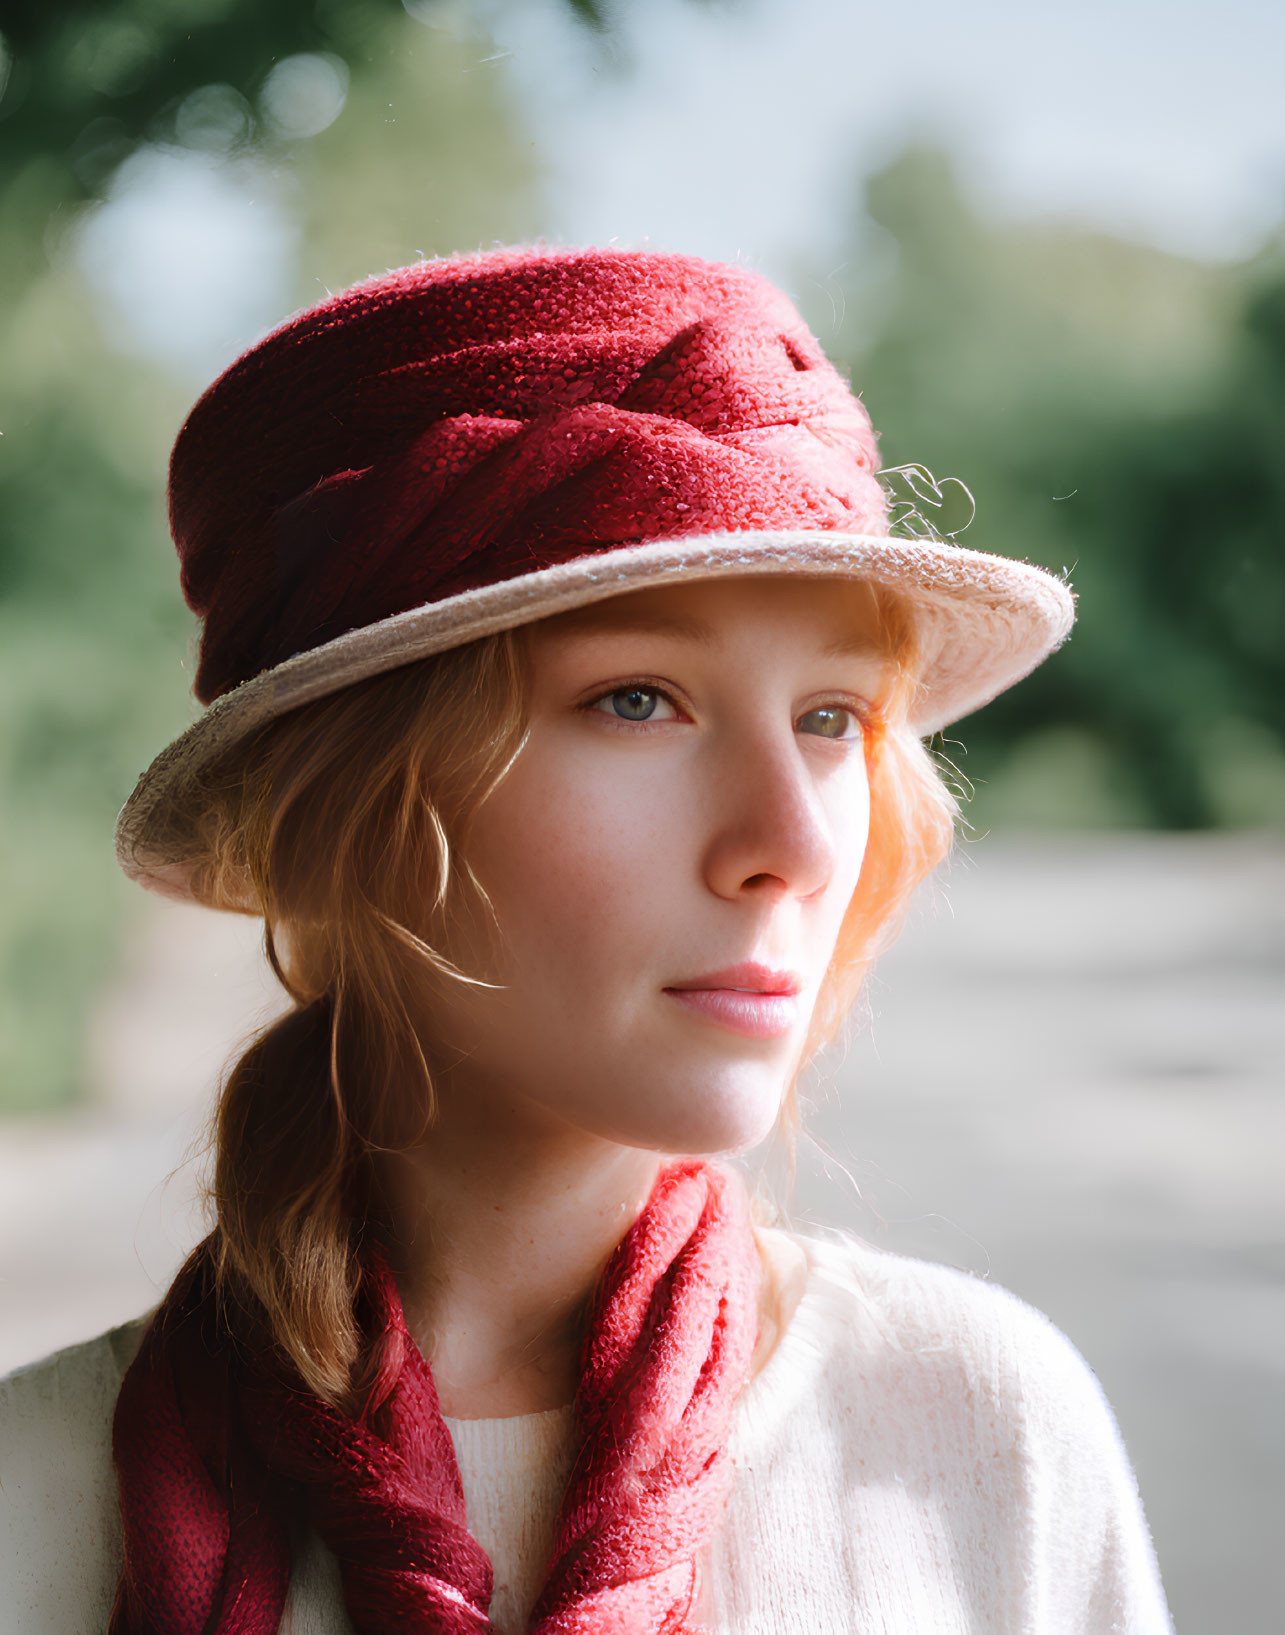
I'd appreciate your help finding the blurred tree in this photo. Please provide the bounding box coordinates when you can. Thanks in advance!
[810,149,1285,830]
[0,1,549,1111]
[0,0,616,200]
[1,2,397,198]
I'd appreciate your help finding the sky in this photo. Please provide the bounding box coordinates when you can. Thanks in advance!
[75,0,1285,379]
[486,0,1285,268]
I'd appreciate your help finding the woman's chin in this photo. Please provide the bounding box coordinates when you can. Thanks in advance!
[466,1031,799,1157]
[589,1072,788,1159]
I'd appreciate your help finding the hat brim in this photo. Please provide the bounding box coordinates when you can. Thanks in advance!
[115,529,1074,899]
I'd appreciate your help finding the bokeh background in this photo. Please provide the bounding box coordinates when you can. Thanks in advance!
[1,1,1282,1629]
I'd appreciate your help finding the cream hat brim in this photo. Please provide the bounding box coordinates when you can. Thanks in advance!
[115,529,1074,900]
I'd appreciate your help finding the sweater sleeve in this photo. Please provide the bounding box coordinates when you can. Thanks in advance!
[986,1280,1175,1635]
[0,1323,143,1634]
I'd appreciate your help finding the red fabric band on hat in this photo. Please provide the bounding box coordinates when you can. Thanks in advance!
[169,249,886,704]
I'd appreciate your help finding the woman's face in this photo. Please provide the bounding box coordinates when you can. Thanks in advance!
[427,576,887,1156]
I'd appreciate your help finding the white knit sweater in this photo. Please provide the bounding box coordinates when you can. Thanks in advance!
[0,1230,1174,1633]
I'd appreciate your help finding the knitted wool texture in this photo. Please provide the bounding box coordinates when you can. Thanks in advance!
[170,246,887,704]
[109,1161,759,1635]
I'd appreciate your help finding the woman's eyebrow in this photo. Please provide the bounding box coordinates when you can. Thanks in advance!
[821,632,883,659]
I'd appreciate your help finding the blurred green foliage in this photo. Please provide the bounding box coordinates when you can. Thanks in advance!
[809,149,1285,832]
[0,13,1281,1112]
[0,1,548,1110]
[1,2,398,197]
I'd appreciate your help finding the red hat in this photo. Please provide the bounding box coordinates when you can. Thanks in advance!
[117,245,1073,895]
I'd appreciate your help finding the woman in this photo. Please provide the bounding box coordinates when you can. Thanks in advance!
[0,247,1173,1632]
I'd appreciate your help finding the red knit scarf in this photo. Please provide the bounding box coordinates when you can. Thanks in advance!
[110,1161,760,1634]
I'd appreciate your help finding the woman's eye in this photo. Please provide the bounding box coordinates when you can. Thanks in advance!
[797,705,860,740]
[591,686,678,723]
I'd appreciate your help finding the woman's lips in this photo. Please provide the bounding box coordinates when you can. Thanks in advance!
[663,963,804,1041]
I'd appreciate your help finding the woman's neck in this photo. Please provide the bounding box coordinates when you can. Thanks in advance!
[379,1096,665,1418]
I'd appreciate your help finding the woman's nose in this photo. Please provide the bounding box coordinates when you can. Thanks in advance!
[700,732,838,903]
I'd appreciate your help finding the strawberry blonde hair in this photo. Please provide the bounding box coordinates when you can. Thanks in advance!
[180,587,955,1404]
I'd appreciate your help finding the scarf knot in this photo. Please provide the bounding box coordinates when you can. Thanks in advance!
[110,1160,759,1635]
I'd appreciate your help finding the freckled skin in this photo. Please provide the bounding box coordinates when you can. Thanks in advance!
[425,577,883,1157]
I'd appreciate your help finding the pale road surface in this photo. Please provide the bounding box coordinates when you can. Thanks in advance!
[1,834,1281,1634]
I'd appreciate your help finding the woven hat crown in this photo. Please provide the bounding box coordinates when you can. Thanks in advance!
[172,246,887,704]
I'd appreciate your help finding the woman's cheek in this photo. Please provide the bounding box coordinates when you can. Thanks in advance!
[825,757,871,870]
[480,748,682,978]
